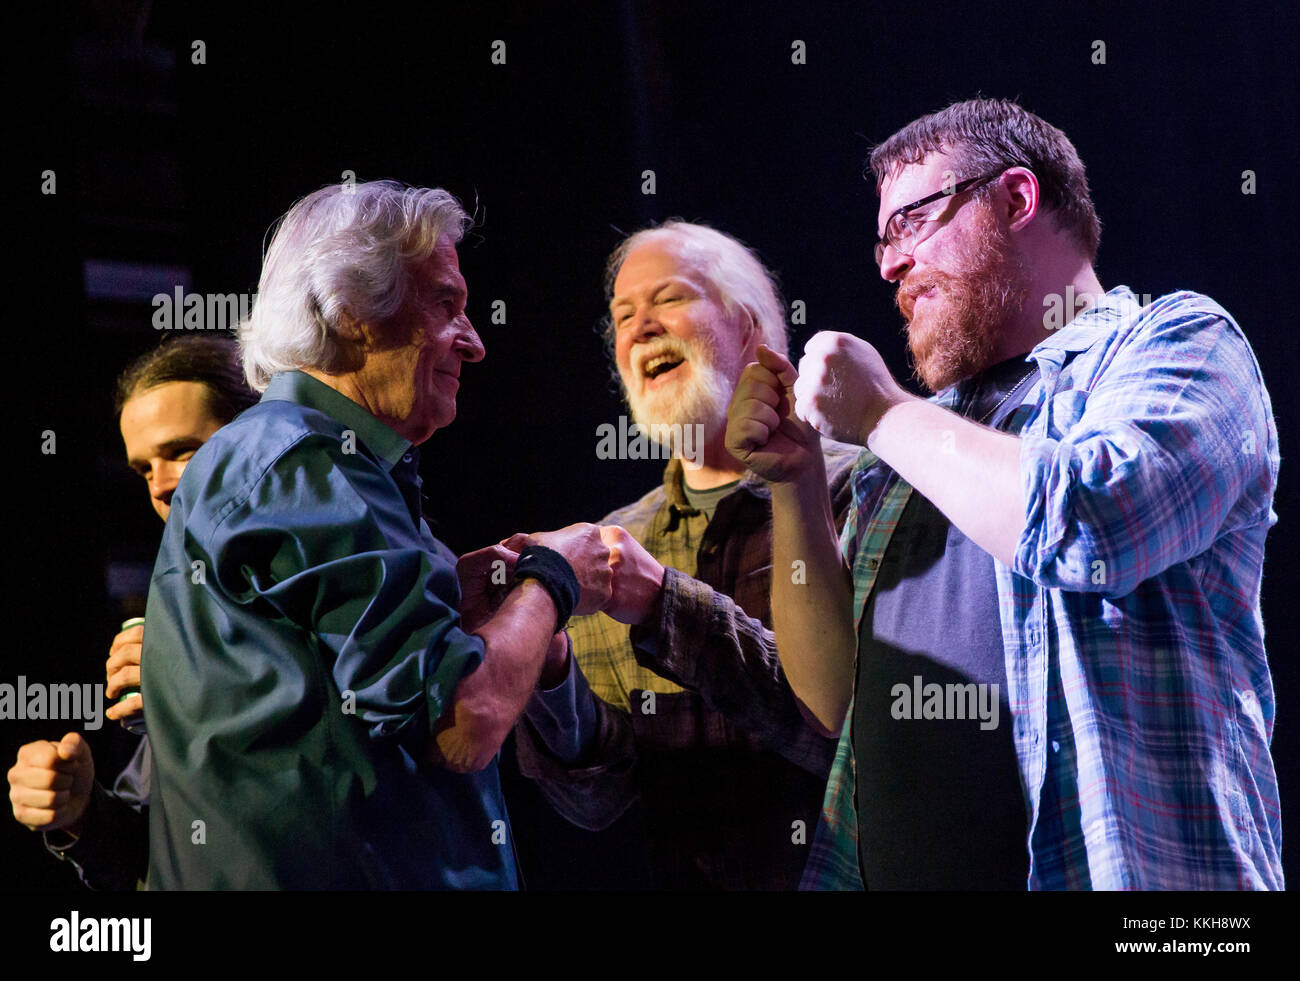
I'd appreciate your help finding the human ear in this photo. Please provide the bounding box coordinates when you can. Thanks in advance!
[1001,167,1040,231]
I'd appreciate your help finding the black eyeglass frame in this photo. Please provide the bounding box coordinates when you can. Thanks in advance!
[873,170,1006,267]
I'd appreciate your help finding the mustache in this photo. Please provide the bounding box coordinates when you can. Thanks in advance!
[632,336,693,376]
[896,277,939,321]
[894,272,956,322]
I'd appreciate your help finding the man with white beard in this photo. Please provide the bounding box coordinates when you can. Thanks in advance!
[513,222,860,889]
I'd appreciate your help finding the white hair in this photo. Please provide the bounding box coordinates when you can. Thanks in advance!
[239,180,470,391]
[603,220,789,357]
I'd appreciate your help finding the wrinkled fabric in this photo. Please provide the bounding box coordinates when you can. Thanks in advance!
[804,288,1283,891]
[143,370,515,889]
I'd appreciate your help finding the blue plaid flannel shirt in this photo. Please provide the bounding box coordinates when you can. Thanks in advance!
[801,286,1283,890]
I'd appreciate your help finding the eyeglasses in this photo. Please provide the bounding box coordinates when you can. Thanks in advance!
[873,170,1004,268]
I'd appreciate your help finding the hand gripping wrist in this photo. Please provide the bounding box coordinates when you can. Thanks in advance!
[512,545,580,633]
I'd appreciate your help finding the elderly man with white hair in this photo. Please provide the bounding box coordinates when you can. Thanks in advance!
[141,180,611,889]
[513,221,860,890]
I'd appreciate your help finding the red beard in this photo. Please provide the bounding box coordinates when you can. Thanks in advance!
[896,208,1028,393]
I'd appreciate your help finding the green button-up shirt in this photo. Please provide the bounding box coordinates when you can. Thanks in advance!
[142,370,516,889]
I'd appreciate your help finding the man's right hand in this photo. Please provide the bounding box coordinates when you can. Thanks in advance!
[433,527,610,775]
[104,622,143,724]
[457,544,519,635]
[726,344,822,483]
[7,734,95,834]
[502,523,613,616]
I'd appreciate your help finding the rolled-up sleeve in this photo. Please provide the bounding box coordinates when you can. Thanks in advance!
[1015,305,1276,598]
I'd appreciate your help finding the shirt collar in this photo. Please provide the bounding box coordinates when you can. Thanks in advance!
[858,286,1142,469]
[663,456,768,516]
[1029,284,1142,364]
[261,370,412,471]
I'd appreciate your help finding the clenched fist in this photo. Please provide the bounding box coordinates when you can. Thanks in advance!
[598,525,666,626]
[794,331,907,446]
[8,733,95,834]
[725,345,822,483]
[501,523,613,616]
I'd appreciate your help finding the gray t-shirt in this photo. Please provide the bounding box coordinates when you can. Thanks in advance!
[854,355,1038,889]
[682,478,741,521]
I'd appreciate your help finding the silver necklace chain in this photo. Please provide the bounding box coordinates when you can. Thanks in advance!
[973,367,1038,427]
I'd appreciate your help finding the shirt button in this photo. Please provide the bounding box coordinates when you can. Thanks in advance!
[402,453,412,463]
[866,558,880,570]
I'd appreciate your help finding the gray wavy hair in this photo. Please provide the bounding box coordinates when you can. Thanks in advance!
[239,180,470,391]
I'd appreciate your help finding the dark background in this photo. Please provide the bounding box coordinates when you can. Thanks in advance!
[8,0,1298,894]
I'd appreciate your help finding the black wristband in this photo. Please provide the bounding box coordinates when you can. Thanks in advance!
[513,545,580,633]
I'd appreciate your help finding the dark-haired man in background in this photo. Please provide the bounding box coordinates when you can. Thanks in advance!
[7,335,258,889]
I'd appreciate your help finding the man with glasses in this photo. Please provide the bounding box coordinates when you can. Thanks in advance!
[728,98,1282,889]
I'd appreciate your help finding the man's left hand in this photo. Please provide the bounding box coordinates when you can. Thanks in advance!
[794,331,910,446]
[104,622,144,723]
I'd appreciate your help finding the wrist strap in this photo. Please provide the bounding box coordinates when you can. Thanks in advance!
[513,545,580,633]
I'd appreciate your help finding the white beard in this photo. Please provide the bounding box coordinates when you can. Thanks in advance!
[624,342,733,452]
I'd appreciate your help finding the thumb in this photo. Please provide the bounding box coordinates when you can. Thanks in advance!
[57,732,87,762]
[756,344,798,389]
[757,344,799,421]
[499,533,530,553]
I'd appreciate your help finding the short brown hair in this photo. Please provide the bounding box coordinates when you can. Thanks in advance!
[868,98,1101,262]
[114,335,259,424]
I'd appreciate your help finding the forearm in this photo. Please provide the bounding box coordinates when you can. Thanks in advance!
[432,580,557,772]
[770,455,856,735]
[868,397,1024,566]
[631,568,835,774]
[522,633,599,766]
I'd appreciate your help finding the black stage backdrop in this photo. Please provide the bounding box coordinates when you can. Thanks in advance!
[7,0,1298,933]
